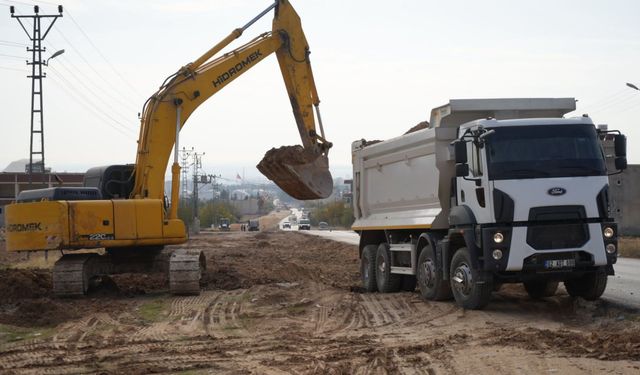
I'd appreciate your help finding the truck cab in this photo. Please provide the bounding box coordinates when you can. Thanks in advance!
[451,116,624,297]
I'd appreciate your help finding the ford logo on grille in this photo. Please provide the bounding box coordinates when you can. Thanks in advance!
[548,187,566,196]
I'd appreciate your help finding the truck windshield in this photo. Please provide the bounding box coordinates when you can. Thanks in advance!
[485,125,606,180]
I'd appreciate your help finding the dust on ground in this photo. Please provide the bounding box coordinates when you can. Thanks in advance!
[620,236,640,258]
[1,231,639,374]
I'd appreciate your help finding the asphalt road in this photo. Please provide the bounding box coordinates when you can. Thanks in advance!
[298,228,640,310]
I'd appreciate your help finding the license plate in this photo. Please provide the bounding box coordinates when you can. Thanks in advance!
[544,259,576,269]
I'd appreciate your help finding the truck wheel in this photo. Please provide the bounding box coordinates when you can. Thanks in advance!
[376,243,402,293]
[450,247,492,310]
[360,244,378,292]
[417,243,452,301]
[564,268,608,301]
[523,280,559,299]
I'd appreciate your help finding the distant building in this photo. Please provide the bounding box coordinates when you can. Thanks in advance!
[610,165,640,236]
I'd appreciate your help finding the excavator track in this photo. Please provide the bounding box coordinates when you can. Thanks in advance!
[53,249,206,297]
[52,254,104,297]
[169,249,206,295]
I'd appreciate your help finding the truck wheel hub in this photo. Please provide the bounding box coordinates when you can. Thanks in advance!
[453,263,473,295]
[421,259,436,288]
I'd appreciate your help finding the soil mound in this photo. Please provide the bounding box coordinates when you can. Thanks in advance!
[0,268,51,302]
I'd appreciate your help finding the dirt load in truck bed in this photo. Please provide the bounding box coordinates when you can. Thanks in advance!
[1,232,639,374]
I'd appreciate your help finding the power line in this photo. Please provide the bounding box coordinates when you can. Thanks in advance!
[47,73,137,141]
[44,49,138,127]
[0,39,28,47]
[580,90,632,113]
[0,0,42,7]
[65,11,144,97]
[0,64,28,72]
[50,28,142,111]
[5,0,145,99]
[0,52,26,59]
[44,40,140,114]
[47,67,138,136]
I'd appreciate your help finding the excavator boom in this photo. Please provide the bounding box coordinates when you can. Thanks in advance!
[134,0,332,205]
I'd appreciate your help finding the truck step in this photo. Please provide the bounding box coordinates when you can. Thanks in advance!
[390,244,414,252]
[390,266,415,275]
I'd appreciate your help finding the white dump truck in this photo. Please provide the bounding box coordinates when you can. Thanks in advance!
[352,98,627,309]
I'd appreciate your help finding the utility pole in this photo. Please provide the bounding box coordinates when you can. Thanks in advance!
[191,151,206,232]
[179,147,194,203]
[207,174,222,201]
[10,5,63,183]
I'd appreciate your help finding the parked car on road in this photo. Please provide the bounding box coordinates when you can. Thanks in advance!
[318,222,329,230]
[282,221,291,229]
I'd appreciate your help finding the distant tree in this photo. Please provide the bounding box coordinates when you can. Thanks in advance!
[308,201,354,228]
[199,200,240,228]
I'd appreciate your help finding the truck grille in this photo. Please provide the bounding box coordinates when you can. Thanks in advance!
[526,206,589,250]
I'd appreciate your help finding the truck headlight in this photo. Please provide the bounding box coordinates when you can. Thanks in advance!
[606,243,617,254]
[493,232,504,244]
[492,249,503,260]
[603,227,615,239]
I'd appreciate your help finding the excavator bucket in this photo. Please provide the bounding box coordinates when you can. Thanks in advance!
[257,145,333,200]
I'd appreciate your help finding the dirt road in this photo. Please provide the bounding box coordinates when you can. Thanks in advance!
[1,232,639,374]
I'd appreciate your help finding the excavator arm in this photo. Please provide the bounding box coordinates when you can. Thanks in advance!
[133,0,332,214]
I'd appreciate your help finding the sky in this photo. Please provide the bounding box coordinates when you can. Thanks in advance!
[1,0,639,182]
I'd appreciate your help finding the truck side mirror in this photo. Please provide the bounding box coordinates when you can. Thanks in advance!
[456,163,469,177]
[454,141,467,164]
[615,157,627,171]
[614,134,626,157]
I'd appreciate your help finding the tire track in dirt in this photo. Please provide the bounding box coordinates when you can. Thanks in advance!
[130,292,220,342]
[204,289,249,338]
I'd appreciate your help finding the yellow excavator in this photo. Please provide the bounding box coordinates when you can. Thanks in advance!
[4,0,332,296]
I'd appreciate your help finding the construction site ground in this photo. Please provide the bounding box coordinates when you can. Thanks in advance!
[1,216,639,373]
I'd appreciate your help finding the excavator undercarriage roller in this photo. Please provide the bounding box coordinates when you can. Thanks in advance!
[257,145,332,200]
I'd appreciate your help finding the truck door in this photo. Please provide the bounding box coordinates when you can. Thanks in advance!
[457,141,492,223]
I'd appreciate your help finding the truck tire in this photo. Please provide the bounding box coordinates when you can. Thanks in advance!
[417,243,452,301]
[360,244,378,292]
[564,268,608,301]
[523,280,559,299]
[376,243,402,293]
[450,247,492,310]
